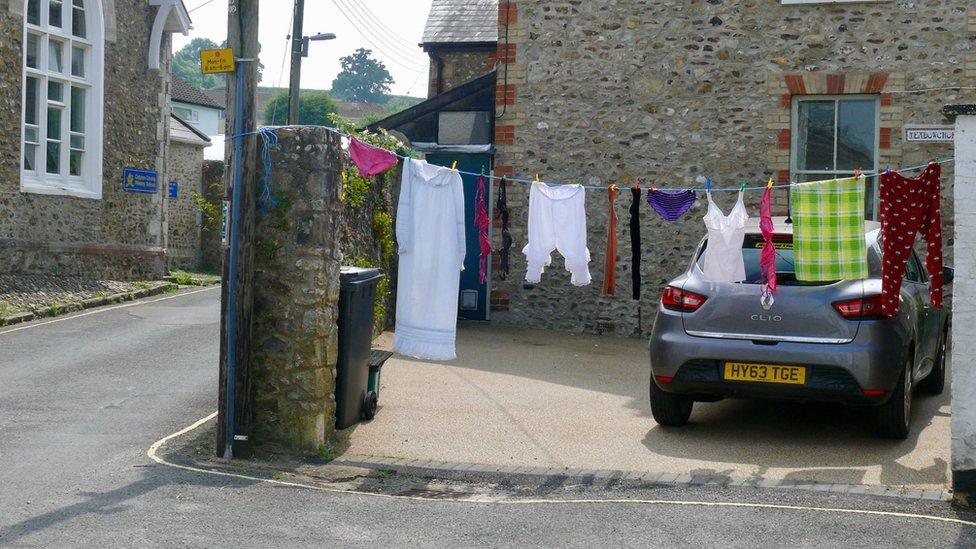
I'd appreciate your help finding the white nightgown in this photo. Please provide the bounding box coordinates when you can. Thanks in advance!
[393,158,466,361]
[701,190,749,283]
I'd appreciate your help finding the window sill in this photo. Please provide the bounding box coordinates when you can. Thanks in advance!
[21,176,102,200]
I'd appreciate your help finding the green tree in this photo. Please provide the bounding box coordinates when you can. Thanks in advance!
[330,48,394,103]
[172,38,223,89]
[263,91,338,126]
[172,38,264,90]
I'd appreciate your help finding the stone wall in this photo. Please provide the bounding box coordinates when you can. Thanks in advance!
[492,0,974,337]
[428,49,496,97]
[199,160,224,272]
[166,141,206,270]
[0,1,171,279]
[336,161,398,333]
[247,127,343,452]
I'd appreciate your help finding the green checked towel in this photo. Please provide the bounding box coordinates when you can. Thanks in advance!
[790,176,868,281]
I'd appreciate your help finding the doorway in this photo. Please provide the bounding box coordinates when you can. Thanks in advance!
[425,153,492,321]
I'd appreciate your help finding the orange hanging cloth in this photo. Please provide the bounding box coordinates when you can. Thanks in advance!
[603,185,620,295]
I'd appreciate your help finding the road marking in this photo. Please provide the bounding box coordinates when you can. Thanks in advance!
[149,414,976,528]
[0,286,220,336]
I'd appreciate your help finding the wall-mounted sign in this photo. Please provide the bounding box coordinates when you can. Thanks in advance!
[122,168,159,194]
[200,48,236,75]
[904,126,954,143]
[168,181,179,199]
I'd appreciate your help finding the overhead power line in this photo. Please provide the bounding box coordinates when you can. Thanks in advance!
[344,0,423,51]
[337,0,428,61]
[330,0,428,71]
[188,0,216,13]
[332,0,428,68]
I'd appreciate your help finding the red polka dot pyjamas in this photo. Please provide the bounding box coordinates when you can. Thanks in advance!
[879,162,944,317]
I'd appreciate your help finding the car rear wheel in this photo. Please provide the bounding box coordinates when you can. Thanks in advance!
[873,357,913,440]
[649,378,693,427]
[917,328,947,395]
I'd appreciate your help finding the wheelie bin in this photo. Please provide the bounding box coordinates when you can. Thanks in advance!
[335,266,384,429]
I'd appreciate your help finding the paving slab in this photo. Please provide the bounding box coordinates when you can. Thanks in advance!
[343,324,951,490]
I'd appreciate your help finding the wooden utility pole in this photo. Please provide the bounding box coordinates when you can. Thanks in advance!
[218,0,260,459]
[287,0,306,125]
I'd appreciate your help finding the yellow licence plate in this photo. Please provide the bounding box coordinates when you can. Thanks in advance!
[723,363,806,385]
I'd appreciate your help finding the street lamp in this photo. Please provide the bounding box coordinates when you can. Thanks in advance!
[287,0,337,125]
[302,33,337,57]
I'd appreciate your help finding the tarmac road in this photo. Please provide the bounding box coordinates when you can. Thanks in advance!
[0,288,973,548]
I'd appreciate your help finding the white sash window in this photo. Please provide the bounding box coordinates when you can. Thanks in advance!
[21,0,104,199]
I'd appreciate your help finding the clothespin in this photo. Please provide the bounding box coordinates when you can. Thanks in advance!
[766,178,775,190]
[739,181,747,192]
[451,160,458,172]
[534,173,541,184]
[705,177,712,192]
[854,167,863,179]
[480,166,487,176]
[885,165,891,174]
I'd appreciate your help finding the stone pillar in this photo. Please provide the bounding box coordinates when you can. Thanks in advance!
[948,105,976,501]
[247,127,343,453]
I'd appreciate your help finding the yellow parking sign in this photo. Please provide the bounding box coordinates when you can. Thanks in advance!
[200,48,236,74]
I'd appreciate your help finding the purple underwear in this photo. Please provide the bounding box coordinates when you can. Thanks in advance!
[646,189,697,221]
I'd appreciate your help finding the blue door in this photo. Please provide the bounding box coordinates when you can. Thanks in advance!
[426,154,492,321]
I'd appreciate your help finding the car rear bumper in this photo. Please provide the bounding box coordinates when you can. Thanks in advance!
[649,307,908,406]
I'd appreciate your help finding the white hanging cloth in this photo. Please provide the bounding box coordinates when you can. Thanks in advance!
[393,158,466,361]
[701,190,749,283]
[523,182,592,286]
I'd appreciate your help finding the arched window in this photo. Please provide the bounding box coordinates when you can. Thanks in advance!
[21,0,104,199]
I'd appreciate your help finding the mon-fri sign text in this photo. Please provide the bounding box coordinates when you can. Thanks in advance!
[200,48,236,75]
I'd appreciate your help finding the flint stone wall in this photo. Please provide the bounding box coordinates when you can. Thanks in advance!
[199,160,224,272]
[166,141,206,270]
[492,0,974,337]
[0,0,171,279]
[428,49,495,97]
[248,127,343,452]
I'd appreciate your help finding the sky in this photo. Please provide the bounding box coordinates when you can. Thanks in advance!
[175,0,434,97]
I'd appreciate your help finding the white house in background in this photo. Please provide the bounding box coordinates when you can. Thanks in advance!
[171,75,225,138]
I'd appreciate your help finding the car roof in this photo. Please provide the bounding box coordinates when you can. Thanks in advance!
[743,217,881,236]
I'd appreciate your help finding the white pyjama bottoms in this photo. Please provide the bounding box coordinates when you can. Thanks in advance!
[522,182,592,286]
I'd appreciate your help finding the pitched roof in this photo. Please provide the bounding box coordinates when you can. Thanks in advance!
[171,75,226,110]
[422,0,498,46]
[368,71,497,134]
[169,113,211,147]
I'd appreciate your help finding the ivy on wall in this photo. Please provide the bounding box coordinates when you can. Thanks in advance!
[327,114,411,334]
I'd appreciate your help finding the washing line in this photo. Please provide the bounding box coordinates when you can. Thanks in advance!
[229,125,956,194]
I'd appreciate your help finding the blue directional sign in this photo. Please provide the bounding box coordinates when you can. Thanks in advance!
[122,168,159,194]
[168,180,179,199]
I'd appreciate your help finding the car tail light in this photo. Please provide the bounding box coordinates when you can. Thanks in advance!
[863,389,886,397]
[661,287,708,312]
[655,375,674,384]
[832,295,885,320]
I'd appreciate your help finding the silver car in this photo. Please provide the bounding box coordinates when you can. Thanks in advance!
[648,218,952,439]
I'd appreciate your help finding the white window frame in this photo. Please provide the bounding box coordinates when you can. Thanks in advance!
[790,94,881,218]
[173,104,199,123]
[21,0,104,200]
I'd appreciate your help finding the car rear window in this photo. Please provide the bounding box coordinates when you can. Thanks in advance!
[696,235,879,285]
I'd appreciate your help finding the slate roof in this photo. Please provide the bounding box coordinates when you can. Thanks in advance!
[421,0,498,46]
[172,75,225,110]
